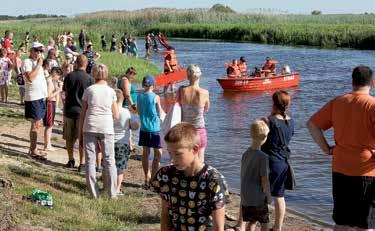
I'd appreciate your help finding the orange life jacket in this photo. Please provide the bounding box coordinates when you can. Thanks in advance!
[263,60,278,71]
[227,64,240,78]
[163,50,178,72]
[238,62,247,76]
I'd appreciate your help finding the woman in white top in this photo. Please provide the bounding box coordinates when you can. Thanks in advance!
[177,64,209,162]
[79,63,119,199]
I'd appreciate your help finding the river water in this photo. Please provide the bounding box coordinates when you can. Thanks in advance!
[138,39,375,224]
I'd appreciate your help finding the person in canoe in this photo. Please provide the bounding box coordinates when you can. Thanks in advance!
[226,59,240,78]
[262,57,277,76]
[238,56,248,77]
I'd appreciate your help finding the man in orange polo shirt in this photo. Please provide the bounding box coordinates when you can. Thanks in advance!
[307,65,375,230]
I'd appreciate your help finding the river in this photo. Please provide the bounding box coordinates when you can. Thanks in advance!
[137,39,375,224]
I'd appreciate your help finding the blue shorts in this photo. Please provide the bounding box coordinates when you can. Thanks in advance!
[138,130,161,148]
[25,99,46,121]
[269,160,288,197]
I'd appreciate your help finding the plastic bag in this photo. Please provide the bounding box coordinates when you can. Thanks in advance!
[31,189,53,208]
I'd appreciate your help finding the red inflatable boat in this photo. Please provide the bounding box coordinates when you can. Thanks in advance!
[154,68,187,89]
[217,73,300,91]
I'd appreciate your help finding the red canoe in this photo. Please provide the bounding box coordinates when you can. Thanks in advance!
[154,68,187,88]
[217,73,300,91]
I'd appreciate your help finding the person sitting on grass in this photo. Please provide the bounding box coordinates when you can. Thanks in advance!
[151,122,227,231]
[234,120,272,231]
[137,75,165,188]
[113,89,139,196]
[43,67,63,152]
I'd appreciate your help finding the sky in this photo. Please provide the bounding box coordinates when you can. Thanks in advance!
[2,0,375,16]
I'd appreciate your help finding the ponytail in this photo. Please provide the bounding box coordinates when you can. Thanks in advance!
[272,90,291,126]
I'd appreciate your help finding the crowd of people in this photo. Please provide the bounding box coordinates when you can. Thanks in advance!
[0,29,374,231]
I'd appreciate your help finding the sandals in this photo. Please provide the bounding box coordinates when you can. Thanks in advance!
[28,151,47,161]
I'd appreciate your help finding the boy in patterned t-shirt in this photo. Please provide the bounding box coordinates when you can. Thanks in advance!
[152,122,228,231]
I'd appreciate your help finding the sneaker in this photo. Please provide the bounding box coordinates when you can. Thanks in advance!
[65,159,75,168]
[116,191,124,196]
[78,164,85,173]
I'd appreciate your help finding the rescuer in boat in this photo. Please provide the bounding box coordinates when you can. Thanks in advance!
[226,59,241,78]
[262,57,277,76]
[238,56,248,77]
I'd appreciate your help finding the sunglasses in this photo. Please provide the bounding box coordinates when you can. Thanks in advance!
[32,48,43,53]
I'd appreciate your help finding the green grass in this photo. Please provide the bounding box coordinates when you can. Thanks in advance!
[0,106,24,125]
[0,155,159,230]
[2,9,375,49]
[99,52,160,81]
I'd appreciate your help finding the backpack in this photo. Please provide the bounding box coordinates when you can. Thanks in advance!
[16,73,25,85]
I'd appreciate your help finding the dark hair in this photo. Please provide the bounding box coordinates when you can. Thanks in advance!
[42,59,52,68]
[352,65,373,87]
[240,56,246,62]
[87,44,92,49]
[272,90,291,125]
[50,67,63,76]
[227,66,234,75]
[125,67,137,76]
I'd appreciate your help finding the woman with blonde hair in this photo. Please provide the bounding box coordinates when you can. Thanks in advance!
[79,63,119,199]
[177,64,209,162]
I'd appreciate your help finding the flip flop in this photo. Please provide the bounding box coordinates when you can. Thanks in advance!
[224,224,240,231]
[35,155,47,161]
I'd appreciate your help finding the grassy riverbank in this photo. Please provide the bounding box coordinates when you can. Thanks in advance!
[2,8,375,49]
[99,52,160,80]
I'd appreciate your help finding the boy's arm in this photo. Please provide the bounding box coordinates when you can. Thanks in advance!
[261,176,272,204]
[212,207,225,231]
[160,198,172,231]
[155,95,166,118]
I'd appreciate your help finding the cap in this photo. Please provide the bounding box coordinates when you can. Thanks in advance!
[142,75,155,87]
[32,42,44,49]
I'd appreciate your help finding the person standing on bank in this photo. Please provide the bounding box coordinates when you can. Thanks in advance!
[21,42,48,159]
[63,55,95,171]
[117,67,138,151]
[177,64,209,162]
[307,66,375,231]
[80,63,119,199]
[110,34,117,52]
[79,29,86,52]
[261,90,294,231]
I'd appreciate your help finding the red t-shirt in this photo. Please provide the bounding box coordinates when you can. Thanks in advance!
[3,39,14,59]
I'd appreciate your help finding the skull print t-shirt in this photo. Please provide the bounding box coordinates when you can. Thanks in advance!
[152,164,228,231]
